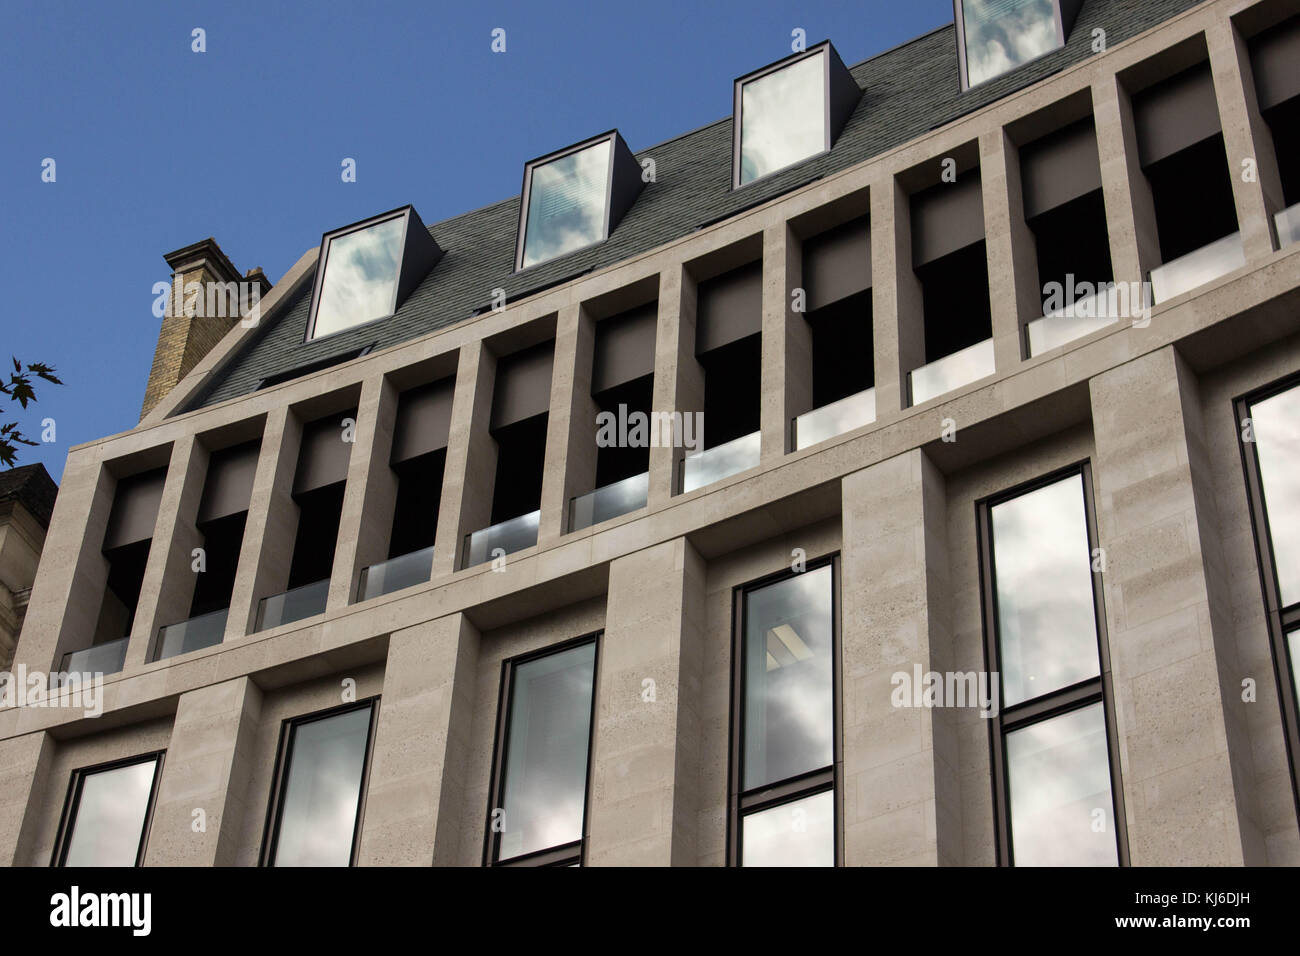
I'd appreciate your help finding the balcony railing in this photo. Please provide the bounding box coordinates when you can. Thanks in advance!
[681,430,761,493]
[1149,232,1244,304]
[1026,292,1123,356]
[569,471,648,532]
[1277,202,1300,250]
[463,510,540,568]
[909,337,996,406]
[256,578,330,631]
[358,545,435,601]
[793,388,876,451]
[154,607,229,662]
[58,635,129,678]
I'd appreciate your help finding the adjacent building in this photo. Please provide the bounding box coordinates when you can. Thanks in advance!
[3,0,1300,866]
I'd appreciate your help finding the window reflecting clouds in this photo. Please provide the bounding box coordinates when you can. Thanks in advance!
[739,52,827,185]
[742,564,834,790]
[1006,703,1118,866]
[991,474,1099,706]
[271,704,373,866]
[498,640,596,861]
[62,758,159,866]
[1250,383,1300,607]
[312,217,404,339]
[741,790,834,866]
[521,140,612,269]
[961,0,1061,87]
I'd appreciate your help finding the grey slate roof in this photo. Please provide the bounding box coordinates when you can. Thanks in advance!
[192,0,1204,410]
[0,463,58,529]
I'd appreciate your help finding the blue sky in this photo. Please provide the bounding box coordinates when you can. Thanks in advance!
[0,0,953,482]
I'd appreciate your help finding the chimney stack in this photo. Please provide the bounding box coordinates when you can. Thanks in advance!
[140,238,272,420]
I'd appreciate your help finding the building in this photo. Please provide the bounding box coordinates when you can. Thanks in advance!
[0,465,57,672]
[2,0,1299,867]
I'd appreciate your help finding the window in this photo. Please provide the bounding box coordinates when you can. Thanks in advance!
[732,42,860,188]
[53,753,163,866]
[306,206,443,341]
[955,0,1079,89]
[978,466,1126,865]
[730,559,839,866]
[515,131,643,271]
[486,635,599,866]
[262,700,378,866]
[1238,376,1300,815]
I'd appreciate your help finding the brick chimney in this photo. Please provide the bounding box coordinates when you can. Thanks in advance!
[140,239,273,420]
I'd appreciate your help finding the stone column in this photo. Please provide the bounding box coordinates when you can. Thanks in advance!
[648,268,703,505]
[760,223,810,461]
[1092,74,1161,294]
[433,341,498,574]
[538,303,596,542]
[980,128,1040,369]
[0,731,54,866]
[871,177,925,414]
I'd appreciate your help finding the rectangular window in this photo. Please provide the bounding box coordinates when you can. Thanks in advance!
[955,0,1076,89]
[486,635,599,866]
[54,753,163,866]
[306,206,443,341]
[1238,375,1300,816]
[732,42,860,188]
[978,465,1126,865]
[262,700,378,867]
[730,558,839,866]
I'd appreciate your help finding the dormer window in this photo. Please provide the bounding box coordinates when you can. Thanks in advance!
[515,130,644,271]
[732,41,861,188]
[954,0,1082,89]
[306,205,443,341]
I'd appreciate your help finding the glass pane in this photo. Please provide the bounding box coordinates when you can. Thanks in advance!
[681,430,761,492]
[155,607,228,661]
[272,705,372,866]
[522,140,612,268]
[358,545,435,601]
[463,509,540,568]
[570,471,648,531]
[743,565,834,790]
[961,0,1061,87]
[255,578,330,631]
[741,790,834,867]
[59,635,129,677]
[740,52,826,185]
[63,759,157,866]
[1289,629,1300,711]
[793,388,876,450]
[1148,232,1244,304]
[992,474,1100,706]
[499,641,597,861]
[1006,702,1118,866]
[1251,383,1300,607]
[909,337,996,405]
[312,217,405,339]
[1276,203,1300,250]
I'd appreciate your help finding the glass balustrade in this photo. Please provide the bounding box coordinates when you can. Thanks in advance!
[358,545,435,601]
[58,635,129,678]
[909,337,996,405]
[681,430,761,493]
[1149,232,1244,304]
[154,607,229,661]
[1276,203,1300,250]
[570,472,649,532]
[256,578,330,631]
[463,510,541,568]
[792,388,876,451]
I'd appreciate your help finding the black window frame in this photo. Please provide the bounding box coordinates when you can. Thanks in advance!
[1236,372,1300,821]
[259,697,380,867]
[52,751,166,867]
[952,0,1076,92]
[726,554,843,866]
[976,461,1129,866]
[483,631,602,867]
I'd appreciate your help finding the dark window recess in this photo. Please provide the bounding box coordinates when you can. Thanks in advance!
[389,449,445,558]
[593,373,652,488]
[190,512,246,617]
[916,242,992,363]
[807,290,873,408]
[1029,190,1114,299]
[93,540,151,644]
[700,334,761,449]
[1145,134,1238,262]
[286,483,345,589]
[490,413,548,525]
[1262,95,1300,207]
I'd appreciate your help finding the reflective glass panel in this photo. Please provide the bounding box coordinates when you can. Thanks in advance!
[271,705,372,866]
[521,140,612,268]
[961,0,1061,87]
[742,565,835,791]
[499,641,597,860]
[312,217,405,339]
[63,758,158,866]
[741,790,834,867]
[992,474,1099,706]
[1006,702,1118,866]
[740,51,827,185]
[1250,383,1300,607]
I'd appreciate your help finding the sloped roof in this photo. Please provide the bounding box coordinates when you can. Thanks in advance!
[0,463,58,529]
[193,0,1203,409]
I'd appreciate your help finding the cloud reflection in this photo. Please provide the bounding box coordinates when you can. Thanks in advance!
[1252,384,1300,607]
[962,0,1060,87]
[742,790,834,866]
[313,217,404,338]
[522,140,611,269]
[740,52,826,185]
[64,759,157,866]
